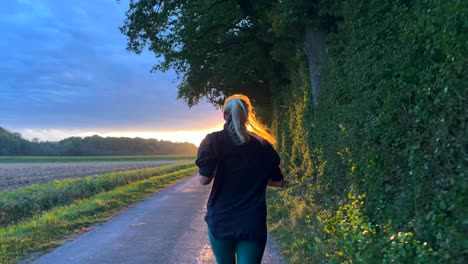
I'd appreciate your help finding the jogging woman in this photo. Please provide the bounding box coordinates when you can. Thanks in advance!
[196,94,285,264]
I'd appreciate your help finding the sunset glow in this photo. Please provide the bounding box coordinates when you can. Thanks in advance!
[18,122,225,147]
[0,0,223,146]
[81,126,225,146]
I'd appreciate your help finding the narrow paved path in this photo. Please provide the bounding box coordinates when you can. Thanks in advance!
[32,175,286,264]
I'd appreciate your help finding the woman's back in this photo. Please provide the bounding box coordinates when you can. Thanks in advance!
[197,128,282,241]
[196,94,284,263]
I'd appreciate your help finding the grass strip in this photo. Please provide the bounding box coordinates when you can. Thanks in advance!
[267,188,323,264]
[0,167,198,263]
[0,162,194,227]
[0,155,195,163]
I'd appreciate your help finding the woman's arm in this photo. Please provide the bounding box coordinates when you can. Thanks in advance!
[196,134,217,186]
[198,173,213,185]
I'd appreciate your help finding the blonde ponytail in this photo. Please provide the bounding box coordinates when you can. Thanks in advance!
[223,94,276,145]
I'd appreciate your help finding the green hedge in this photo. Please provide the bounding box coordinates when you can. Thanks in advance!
[269,0,466,263]
[0,163,195,227]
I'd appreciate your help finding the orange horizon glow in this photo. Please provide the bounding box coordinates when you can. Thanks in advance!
[81,124,225,146]
[18,122,225,147]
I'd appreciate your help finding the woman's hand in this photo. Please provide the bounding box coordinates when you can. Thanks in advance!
[267,179,285,188]
[198,173,213,185]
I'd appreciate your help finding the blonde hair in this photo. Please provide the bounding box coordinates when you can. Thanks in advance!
[223,94,276,145]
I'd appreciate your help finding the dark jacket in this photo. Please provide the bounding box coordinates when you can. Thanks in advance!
[195,124,284,241]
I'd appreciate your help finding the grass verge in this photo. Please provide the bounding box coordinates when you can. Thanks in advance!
[267,187,327,264]
[267,186,438,263]
[0,162,195,227]
[0,155,195,163]
[0,167,197,263]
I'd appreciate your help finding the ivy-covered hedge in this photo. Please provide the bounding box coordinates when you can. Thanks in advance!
[269,0,466,263]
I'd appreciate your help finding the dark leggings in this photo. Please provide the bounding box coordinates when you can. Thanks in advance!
[208,228,267,264]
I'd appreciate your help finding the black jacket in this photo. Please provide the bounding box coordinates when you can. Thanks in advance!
[196,124,283,241]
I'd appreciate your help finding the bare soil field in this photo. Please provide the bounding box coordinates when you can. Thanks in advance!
[0,160,191,191]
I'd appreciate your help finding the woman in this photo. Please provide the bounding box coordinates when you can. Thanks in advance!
[196,94,285,264]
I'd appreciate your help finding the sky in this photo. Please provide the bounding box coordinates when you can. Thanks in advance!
[0,0,223,146]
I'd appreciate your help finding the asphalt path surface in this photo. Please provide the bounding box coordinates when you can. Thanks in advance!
[32,175,287,264]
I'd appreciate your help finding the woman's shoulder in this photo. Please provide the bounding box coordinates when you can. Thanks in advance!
[206,129,227,140]
[249,133,273,148]
[201,130,227,147]
[251,136,279,159]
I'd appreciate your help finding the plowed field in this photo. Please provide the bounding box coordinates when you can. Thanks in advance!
[0,160,191,191]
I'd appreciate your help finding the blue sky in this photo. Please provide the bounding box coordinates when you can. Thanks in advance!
[0,0,222,145]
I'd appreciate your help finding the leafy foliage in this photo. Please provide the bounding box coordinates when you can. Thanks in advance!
[0,128,34,155]
[121,0,466,262]
[120,0,318,118]
[270,0,466,263]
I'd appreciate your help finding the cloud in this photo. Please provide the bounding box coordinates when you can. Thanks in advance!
[0,0,221,133]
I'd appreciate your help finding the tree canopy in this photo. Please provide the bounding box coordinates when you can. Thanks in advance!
[120,0,317,110]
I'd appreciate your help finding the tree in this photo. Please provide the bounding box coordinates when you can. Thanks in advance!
[0,127,197,156]
[122,1,293,108]
[120,1,337,122]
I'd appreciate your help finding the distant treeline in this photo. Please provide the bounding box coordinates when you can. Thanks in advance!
[0,127,197,156]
